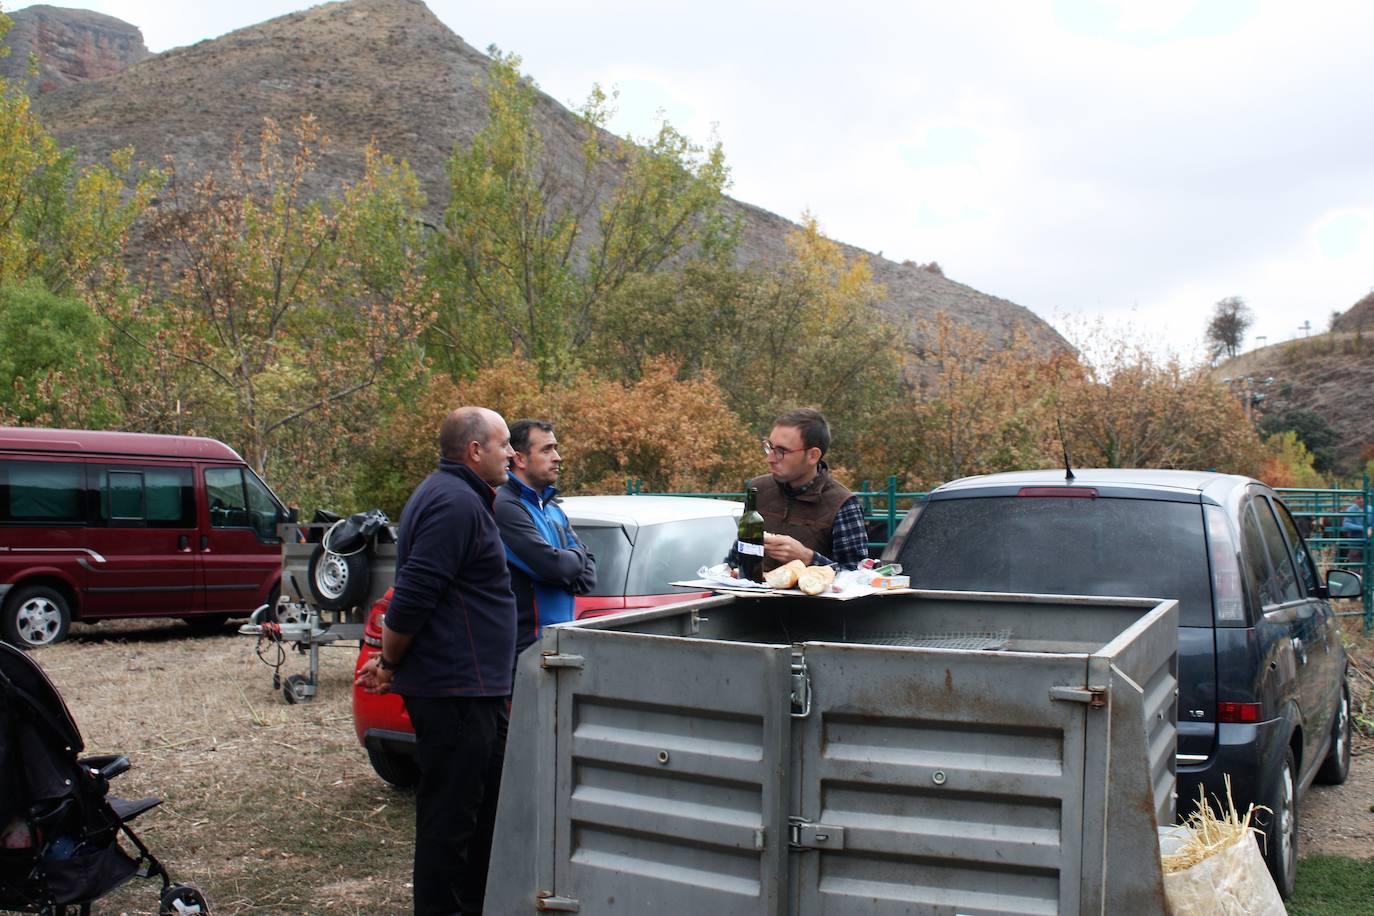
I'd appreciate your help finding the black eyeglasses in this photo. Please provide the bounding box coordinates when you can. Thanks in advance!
[762,439,806,458]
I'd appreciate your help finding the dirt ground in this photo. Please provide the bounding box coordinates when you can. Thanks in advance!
[1299,617,1374,859]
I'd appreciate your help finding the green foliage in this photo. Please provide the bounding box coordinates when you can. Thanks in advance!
[430,51,733,381]
[115,117,435,510]
[588,217,906,476]
[0,278,119,426]
[1258,409,1340,472]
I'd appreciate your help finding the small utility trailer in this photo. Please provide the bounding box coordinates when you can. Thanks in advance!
[488,587,1180,915]
[237,521,396,704]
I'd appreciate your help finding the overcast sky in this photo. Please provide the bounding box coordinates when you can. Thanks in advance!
[10,0,1374,361]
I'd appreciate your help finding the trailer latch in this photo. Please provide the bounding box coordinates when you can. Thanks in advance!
[540,654,585,670]
[1050,685,1108,707]
[536,894,580,912]
[788,817,845,850]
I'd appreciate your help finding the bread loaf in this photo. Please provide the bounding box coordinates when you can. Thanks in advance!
[763,559,807,589]
[797,564,837,596]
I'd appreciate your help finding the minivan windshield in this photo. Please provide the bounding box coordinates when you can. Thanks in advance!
[898,495,1214,627]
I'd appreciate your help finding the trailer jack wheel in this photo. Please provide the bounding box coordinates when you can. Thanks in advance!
[282,674,314,704]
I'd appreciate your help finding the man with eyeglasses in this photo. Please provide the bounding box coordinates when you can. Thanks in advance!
[730,407,869,576]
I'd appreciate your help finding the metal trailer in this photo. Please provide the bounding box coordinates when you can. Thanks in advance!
[488,588,1179,916]
[237,522,397,704]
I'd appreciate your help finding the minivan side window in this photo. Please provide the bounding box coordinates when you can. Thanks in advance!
[204,466,282,542]
[1271,499,1318,596]
[0,460,84,522]
[96,466,195,527]
[1245,500,1302,607]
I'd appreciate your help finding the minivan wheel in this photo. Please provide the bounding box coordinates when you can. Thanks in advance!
[2,585,71,649]
[307,545,369,612]
[1315,683,1352,785]
[1256,747,1298,899]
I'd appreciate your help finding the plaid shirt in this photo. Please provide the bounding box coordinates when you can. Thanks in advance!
[816,495,870,569]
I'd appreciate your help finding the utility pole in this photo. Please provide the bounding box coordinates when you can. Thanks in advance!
[1299,320,1312,337]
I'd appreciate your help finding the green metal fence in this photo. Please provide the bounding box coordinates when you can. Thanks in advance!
[628,476,1373,632]
[1275,477,1372,631]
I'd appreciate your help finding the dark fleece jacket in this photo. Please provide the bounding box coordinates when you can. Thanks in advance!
[384,460,516,697]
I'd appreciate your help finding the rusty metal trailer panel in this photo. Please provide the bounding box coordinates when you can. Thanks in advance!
[487,589,1178,915]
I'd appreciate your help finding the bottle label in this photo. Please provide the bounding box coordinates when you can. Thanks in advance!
[736,540,765,557]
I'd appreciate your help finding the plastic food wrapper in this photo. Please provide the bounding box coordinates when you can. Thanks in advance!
[1158,826,1285,916]
[693,563,771,589]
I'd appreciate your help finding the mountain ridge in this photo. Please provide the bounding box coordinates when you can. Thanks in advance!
[29,0,1065,351]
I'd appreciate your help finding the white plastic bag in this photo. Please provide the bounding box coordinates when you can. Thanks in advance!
[1160,827,1286,916]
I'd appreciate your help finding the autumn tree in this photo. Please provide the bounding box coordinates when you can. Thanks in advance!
[113,116,435,507]
[359,356,756,516]
[1206,296,1253,360]
[1056,338,1262,474]
[587,217,906,475]
[878,315,1069,488]
[429,51,733,381]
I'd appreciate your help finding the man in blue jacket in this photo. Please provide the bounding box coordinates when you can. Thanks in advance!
[355,405,516,915]
[495,419,596,656]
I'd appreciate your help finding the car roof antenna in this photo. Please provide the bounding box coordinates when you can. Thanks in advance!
[1057,416,1075,482]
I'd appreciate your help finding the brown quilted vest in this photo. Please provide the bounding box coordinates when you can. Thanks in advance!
[750,464,854,572]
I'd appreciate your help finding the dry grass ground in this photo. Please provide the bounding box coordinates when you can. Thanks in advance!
[36,619,413,915]
[27,611,1374,914]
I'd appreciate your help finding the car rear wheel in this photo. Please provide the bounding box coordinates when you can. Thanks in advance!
[1255,747,1297,899]
[2,585,71,649]
[367,746,419,789]
[1315,683,1352,785]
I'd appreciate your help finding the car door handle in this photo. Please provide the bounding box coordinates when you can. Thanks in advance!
[201,535,210,552]
[178,535,191,551]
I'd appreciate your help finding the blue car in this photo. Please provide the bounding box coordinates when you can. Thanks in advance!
[882,468,1357,898]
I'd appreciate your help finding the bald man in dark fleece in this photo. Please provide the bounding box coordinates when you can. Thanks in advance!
[356,406,517,915]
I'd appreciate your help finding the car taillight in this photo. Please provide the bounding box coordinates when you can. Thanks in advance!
[1204,504,1245,622]
[1217,701,1263,723]
[1017,487,1099,498]
[362,588,392,645]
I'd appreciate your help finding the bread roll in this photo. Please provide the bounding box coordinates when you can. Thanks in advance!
[764,559,807,589]
[797,564,837,596]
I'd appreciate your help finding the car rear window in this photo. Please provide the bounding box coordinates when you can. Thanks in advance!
[574,524,632,597]
[898,495,1215,627]
[625,516,741,595]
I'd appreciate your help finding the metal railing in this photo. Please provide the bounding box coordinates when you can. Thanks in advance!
[628,478,1373,632]
[1276,477,1372,631]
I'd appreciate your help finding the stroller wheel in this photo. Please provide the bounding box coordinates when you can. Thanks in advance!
[159,883,209,914]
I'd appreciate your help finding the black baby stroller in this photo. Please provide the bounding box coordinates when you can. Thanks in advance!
[0,642,208,915]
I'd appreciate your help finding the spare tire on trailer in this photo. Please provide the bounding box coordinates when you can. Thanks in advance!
[307,544,370,611]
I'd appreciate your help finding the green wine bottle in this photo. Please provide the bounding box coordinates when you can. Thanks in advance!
[736,486,765,582]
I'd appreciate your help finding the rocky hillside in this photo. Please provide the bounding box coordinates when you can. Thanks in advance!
[1218,330,1374,473]
[0,4,148,95]
[30,0,1063,351]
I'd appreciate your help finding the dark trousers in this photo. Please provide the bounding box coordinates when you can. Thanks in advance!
[402,694,509,915]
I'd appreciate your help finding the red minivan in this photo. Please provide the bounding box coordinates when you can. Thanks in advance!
[0,427,291,647]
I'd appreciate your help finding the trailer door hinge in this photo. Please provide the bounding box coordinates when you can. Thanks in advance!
[541,653,585,670]
[536,894,580,912]
[788,816,846,850]
[790,653,811,718]
[1050,685,1108,708]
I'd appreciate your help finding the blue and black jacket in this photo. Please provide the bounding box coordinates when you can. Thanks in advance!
[494,474,597,655]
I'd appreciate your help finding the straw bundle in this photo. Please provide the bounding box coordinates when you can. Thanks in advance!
[1161,776,1263,874]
